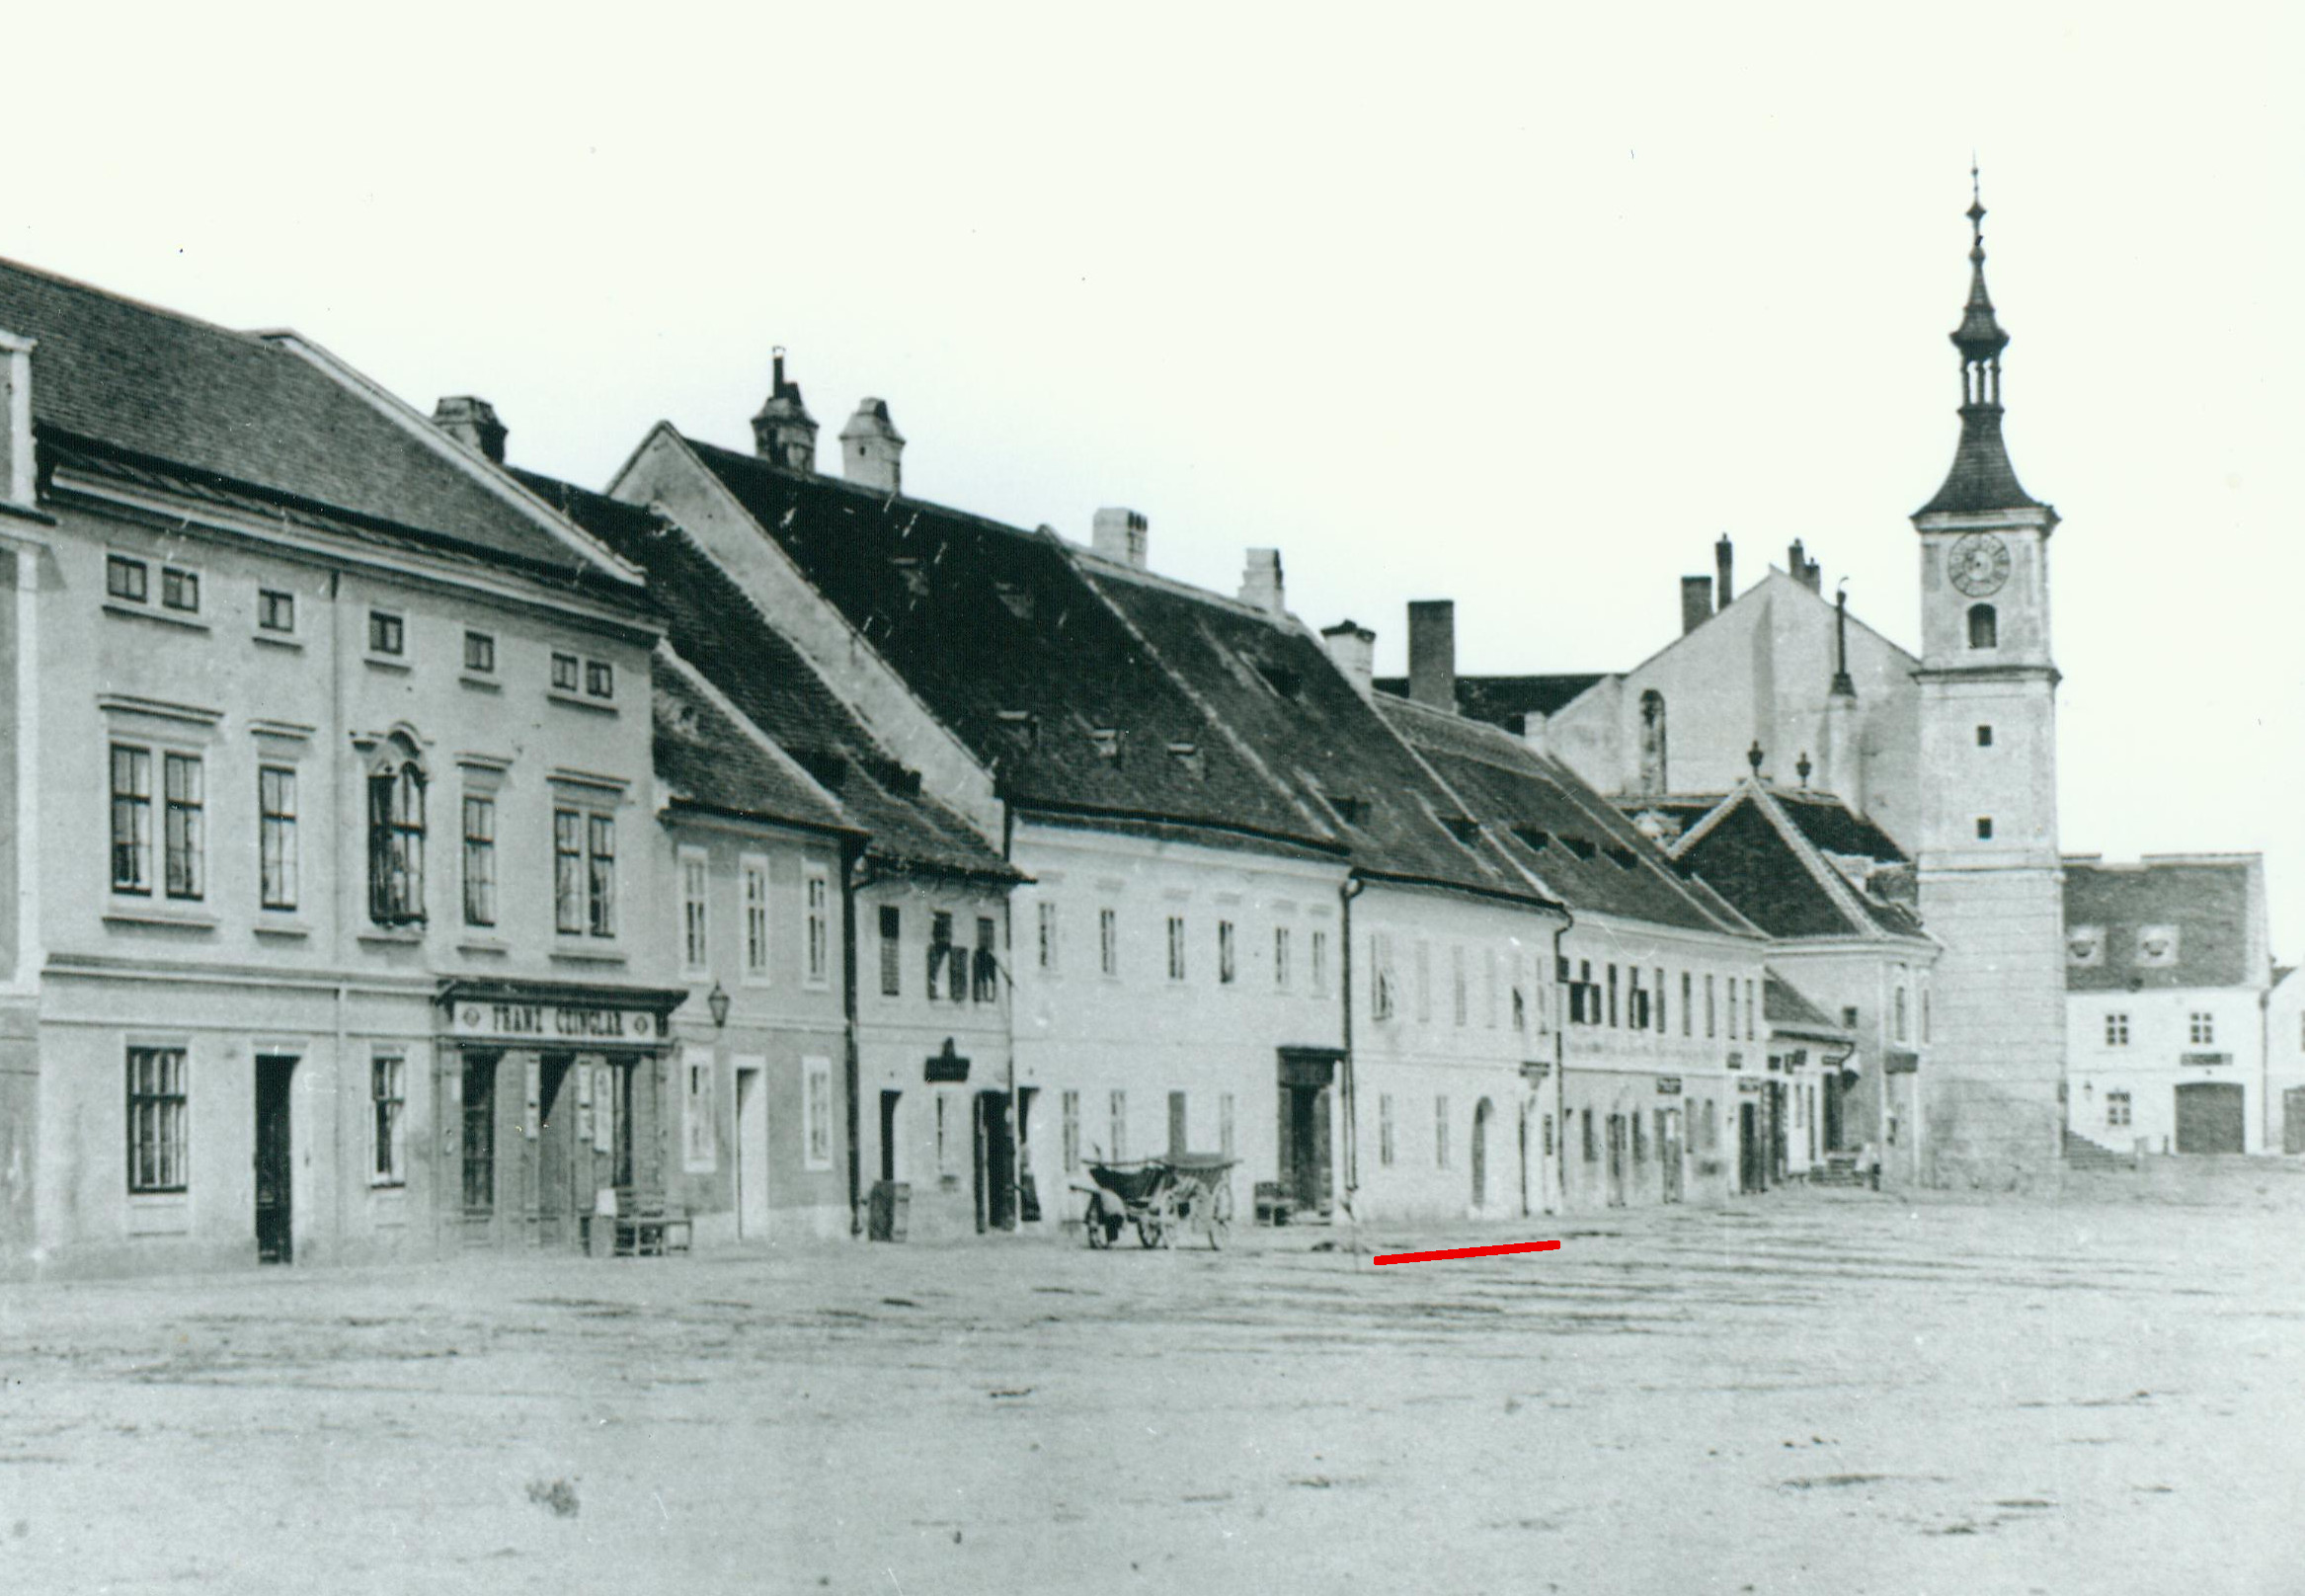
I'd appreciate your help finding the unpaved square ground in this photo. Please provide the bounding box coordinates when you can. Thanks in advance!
[2,1174,2300,1594]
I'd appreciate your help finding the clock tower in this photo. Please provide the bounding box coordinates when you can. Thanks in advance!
[1910,172,2067,1187]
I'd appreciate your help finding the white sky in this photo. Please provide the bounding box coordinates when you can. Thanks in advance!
[12,3,2303,956]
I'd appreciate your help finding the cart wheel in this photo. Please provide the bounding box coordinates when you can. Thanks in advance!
[1136,1216,1164,1248]
[1084,1198,1110,1248]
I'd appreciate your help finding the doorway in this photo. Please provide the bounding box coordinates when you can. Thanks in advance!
[1738,1099,1766,1192]
[879,1089,902,1183]
[1278,1083,1332,1217]
[736,1062,768,1240]
[2174,1081,2246,1155]
[1015,1086,1042,1223]
[254,1056,295,1264]
[460,1054,499,1245]
[1604,1113,1627,1207]
[974,1090,1015,1233]
[1470,1098,1493,1211]
[1659,1107,1684,1203]
[2285,1087,2305,1156]
[534,1056,582,1250]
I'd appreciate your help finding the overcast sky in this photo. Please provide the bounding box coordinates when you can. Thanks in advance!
[12,3,2303,956]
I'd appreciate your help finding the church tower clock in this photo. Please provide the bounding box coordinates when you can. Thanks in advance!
[1910,172,2067,1186]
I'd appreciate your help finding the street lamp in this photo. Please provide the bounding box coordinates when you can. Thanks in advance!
[706,981,731,1028]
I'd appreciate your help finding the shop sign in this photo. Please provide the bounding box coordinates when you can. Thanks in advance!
[1883,1050,1921,1075]
[2181,1052,2231,1068]
[450,1000,659,1044]
[1519,1062,1551,1085]
[1736,1077,1763,1094]
[1655,1077,1682,1095]
[925,1038,971,1082]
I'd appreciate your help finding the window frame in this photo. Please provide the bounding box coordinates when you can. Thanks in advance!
[879,904,903,998]
[550,652,581,693]
[1217,919,1236,986]
[367,608,406,658]
[802,862,832,990]
[2105,1011,2129,1047]
[106,553,150,604]
[371,1050,407,1186]
[1098,907,1119,979]
[461,793,497,928]
[584,659,615,701]
[257,588,295,635]
[368,757,428,927]
[258,763,297,912]
[682,1045,718,1173]
[803,1056,835,1170]
[110,743,154,896]
[463,629,496,674]
[740,854,771,985]
[160,565,200,614]
[126,1044,191,1194]
[678,844,711,977]
[1166,915,1187,984]
[162,751,205,902]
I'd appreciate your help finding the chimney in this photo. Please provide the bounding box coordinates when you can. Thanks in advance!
[1680,575,1713,635]
[1091,508,1149,570]
[1714,534,1735,607]
[432,395,507,464]
[751,348,820,473]
[1320,619,1376,697]
[1788,538,1822,592]
[0,329,34,508]
[1407,599,1457,712]
[838,397,906,495]
[1239,547,1285,615]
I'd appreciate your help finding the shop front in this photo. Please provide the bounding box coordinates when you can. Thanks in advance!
[437,982,687,1253]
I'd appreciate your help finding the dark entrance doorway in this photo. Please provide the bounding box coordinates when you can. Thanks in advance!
[880,1089,903,1183]
[1767,1081,1788,1184]
[1277,1050,1337,1220]
[1471,1098,1493,1210]
[460,1054,499,1246]
[2175,1081,2246,1155]
[2286,1087,2305,1156]
[1738,1099,1766,1192]
[254,1056,295,1264]
[1822,1070,1848,1152]
[974,1090,1015,1233]
[534,1056,584,1250]
[1604,1113,1627,1207]
[1658,1108,1684,1204]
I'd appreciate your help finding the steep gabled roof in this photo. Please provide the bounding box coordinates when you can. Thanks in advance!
[1375,692,1753,935]
[2063,855,2262,993]
[517,466,1015,883]
[1765,968,1854,1041]
[1668,781,1926,942]
[0,257,635,586]
[653,656,854,838]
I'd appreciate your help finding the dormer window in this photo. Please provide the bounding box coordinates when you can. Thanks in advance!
[1330,796,1370,828]
[1966,603,1998,650]
[1090,728,1123,762]
[1166,742,1205,778]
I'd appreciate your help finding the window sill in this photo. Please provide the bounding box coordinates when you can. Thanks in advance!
[364,655,413,676]
[358,926,427,947]
[104,601,210,633]
[456,935,510,956]
[682,969,714,986]
[740,974,773,991]
[252,631,304,652]
[547,689,618,715]
[459,674,502,693]
[552,943,628,966]
[253,918,313,939]
[105,904,218,931]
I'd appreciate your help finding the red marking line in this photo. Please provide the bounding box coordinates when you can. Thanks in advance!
[1372,1239,1562,1266]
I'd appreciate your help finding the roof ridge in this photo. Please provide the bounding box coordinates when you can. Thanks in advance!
[0,254,278,349]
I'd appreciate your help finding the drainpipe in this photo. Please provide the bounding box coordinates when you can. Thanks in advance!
[1549,912,1573,1216]
[841,843,871,1237]
[1339,875,1365,1221]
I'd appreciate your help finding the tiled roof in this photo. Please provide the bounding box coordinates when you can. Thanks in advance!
[1374,694,1748,934]
[653,662,853,838]
[1765,969,1850,1038]
[517,467,1015,883]
[1669,783,1925,942]
[2063,857,2260,993]
[682,439,1333,847]
[0,258,627,584]
[1372,674,1606,735]
[1770,789,1910,862]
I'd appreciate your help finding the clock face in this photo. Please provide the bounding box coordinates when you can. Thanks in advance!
[1947,532,2011,598]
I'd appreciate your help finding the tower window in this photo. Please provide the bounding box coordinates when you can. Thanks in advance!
[1966,603,1998,650]
[1975,725,1993,747]
[1975,817,1994,840]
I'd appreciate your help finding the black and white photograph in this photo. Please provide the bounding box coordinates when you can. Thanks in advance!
[1,4,2301,1591]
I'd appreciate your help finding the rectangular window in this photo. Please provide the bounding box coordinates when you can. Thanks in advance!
[680,847,710,974]
[585,660,614,700]
[110,745,153,894]
[1372,931,1395,1020]
[160,567,199,613]
[1655,967,1667,1033]
[1274,925,1292,990]
[1485,949,1499,1029]
[974,917,998,1002]
[106,554,149,602]
[1108,1090,1128,1161]
[1038,902,1059,973]
[1099,908,1119,977]
[1168,1090,1189,1156]
[1607,964,1619,1028]
[553,810,585,934]
[1706,974,1717,1039]
[928,911,953,1000]
[1511,953,1527,1032]
[1220,1093,1235,1158]
[1975,817,1994,840]
[804,1057,834,1170]
[1380,1094,1396,1166]
[464,630,496,673]
[1976,724,1994,747]
[461,795,496,927]
[1683,972,1694,1037]
[1727,978,1739,1041]
[163,753,203,901]
[368,610,404,656]
[1062,1089,1081,1172]
[2106,1090,2132,1128]
[1747,979,1758,1041]
[804,866,832,989]
[258,589,294,633]
[742,855,770,981]
[550,652,580,692]
[1415,940,1432,1022]
[1167,916,1187,983]
[1629,972,1649,1031]
[2189,1012,2215,1046]
[126,1046,189,1193]
[371,1052,406,1185]
[1452,946,1468,1026]
[1218,920,1236,986]
[258,765,297,911]
[682,1048,716,1172]
[1582,1107,1597,1162]
[1894,985,1910,1044]
[1311,929,1328,996]
[587,815,616,937]
[1434,1095,1451,1168]
[368,761,426,926]
[880,905,903,997]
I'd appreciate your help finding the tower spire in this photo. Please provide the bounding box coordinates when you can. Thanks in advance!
[1918,166,2040,516]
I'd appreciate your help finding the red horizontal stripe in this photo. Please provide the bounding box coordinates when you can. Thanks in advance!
[1372,1239,1563,1266]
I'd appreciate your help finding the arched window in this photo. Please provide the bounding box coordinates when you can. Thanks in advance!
[1637,689,1668,794]
[367,735,427,926]
[1966,603,1998,650]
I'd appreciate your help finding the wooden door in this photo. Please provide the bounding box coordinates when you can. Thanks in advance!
[1470,1098,1492,1211]
[534,1058,577,1250]
[2175,1082,2246,1155]
[459,1054,499,1246]
[254,1057,294,1264]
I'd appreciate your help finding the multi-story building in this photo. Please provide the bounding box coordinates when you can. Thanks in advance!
[2063,854,2272,1157]
[0,262,682,1275]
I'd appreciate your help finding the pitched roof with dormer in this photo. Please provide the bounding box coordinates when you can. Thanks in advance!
[1668,780,1927,943]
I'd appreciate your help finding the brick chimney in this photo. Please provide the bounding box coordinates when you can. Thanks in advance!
[838,398,905,495]
[432,395,507,464]
[1407,599,1456,712]
[0,329,34,508]
[1092,508,1149,570]
[1680,575,1713,635]
[1714,534,1735,607]
[1239,548,1285,615]
[1788,538,1821,592]
[751,349,819,473]
[1321,619,1376,697]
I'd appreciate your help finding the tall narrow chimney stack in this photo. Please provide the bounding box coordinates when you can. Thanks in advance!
[752,349,820,473]
[432,395,508,464]
[838,398,906,495]
[1239,548,1286,615]
[1091,508,1150,570]
[1680,575,1714,635]
[1714,534,1735,608]
[1407,599,1457,712]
